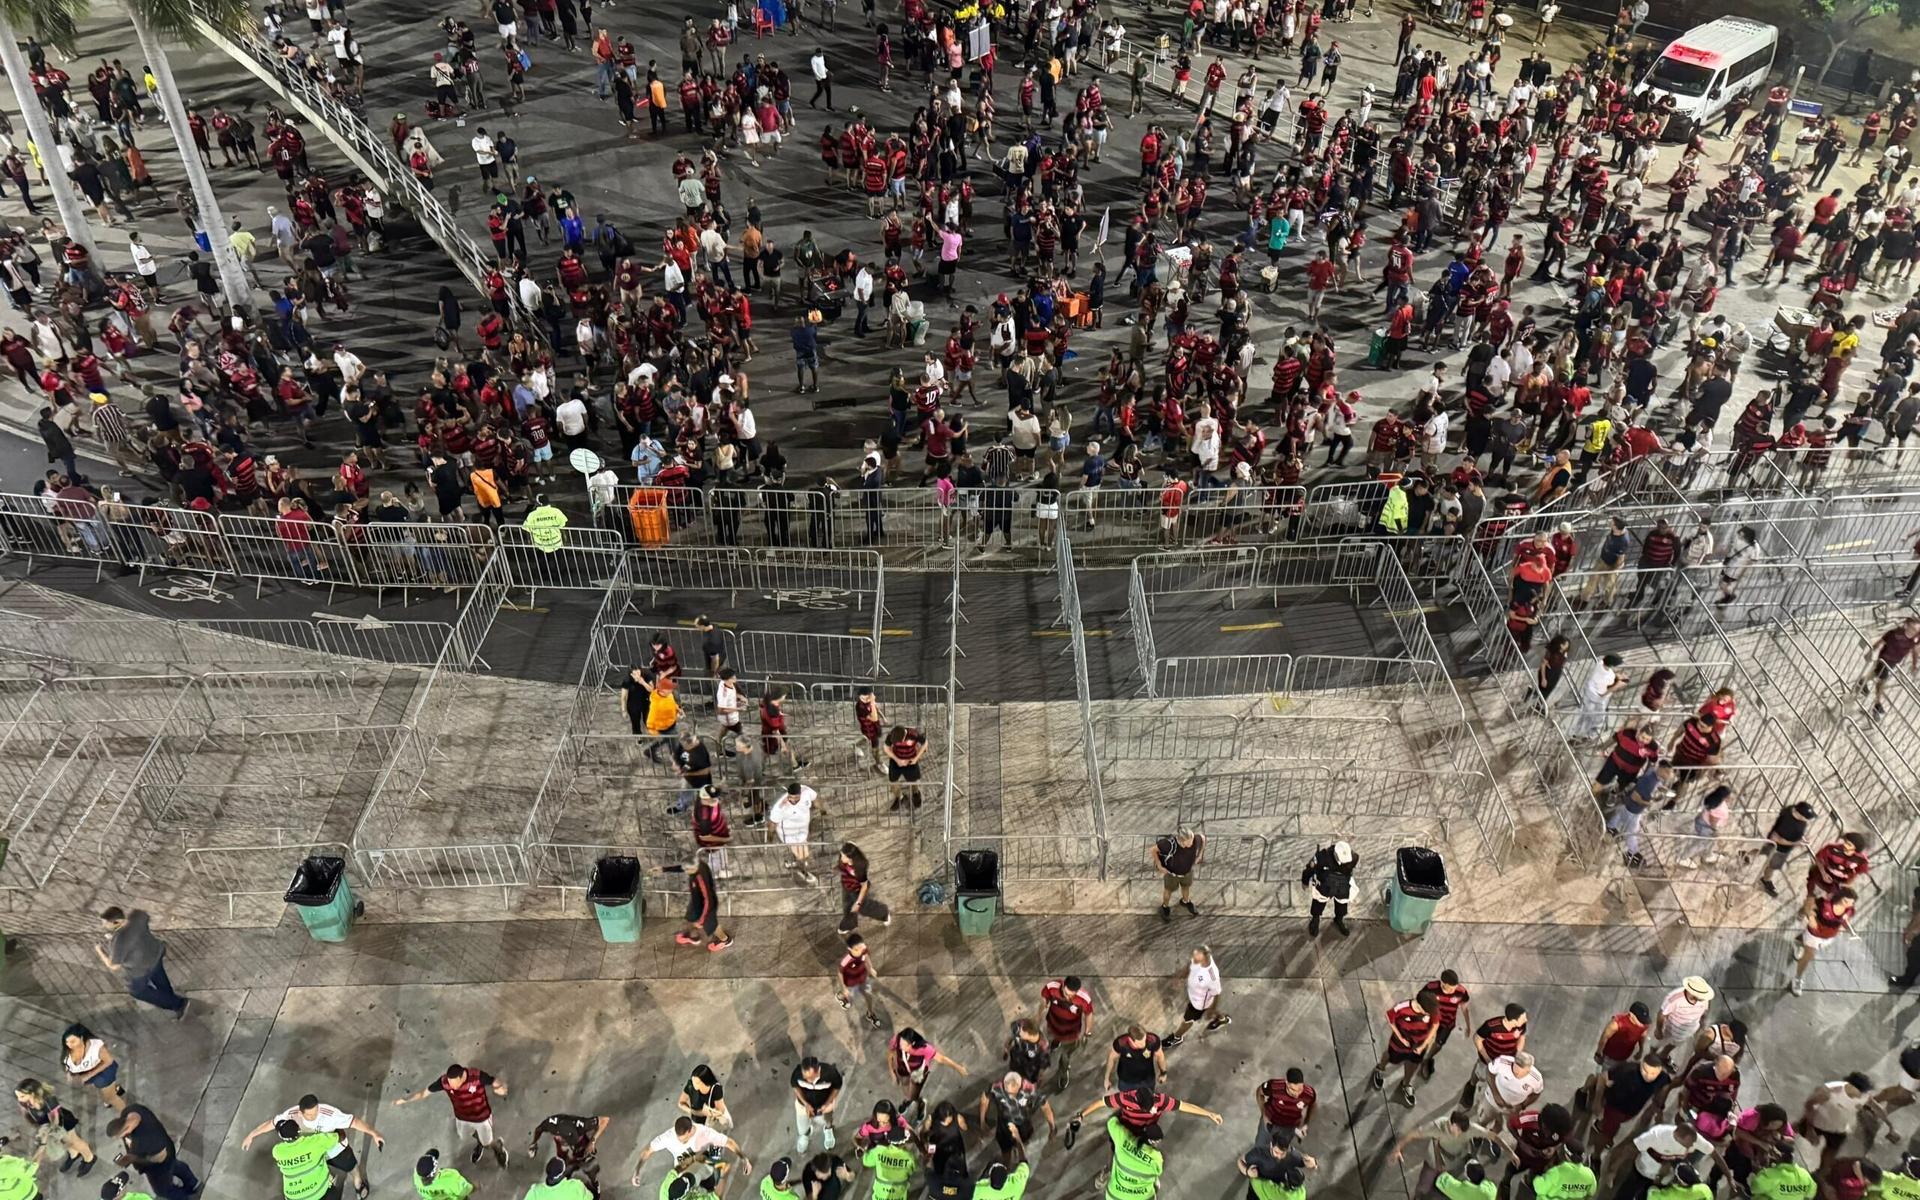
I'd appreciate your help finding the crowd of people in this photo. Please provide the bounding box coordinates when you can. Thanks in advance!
[7,901,1916,1200]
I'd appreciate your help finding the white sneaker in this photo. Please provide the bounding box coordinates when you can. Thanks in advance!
[795,1134,810,1156]
[1789,978,1805,996]
[822,1126,836,1151]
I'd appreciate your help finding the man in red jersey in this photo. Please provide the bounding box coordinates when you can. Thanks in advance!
[1037,975,1096,1091]
[1370,990,1440,1107]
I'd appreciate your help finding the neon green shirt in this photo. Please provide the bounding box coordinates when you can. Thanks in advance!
[1531,1163,1597,1200]
[1750,1163,1817,1200]
[526,1181,594,1200]
[1877,1171,1920,1200]
[1439,1175,1498,1200]
[659,1172,717,1200]
[1649,1183,1712,1200]
[862,1142,918,1200]
[972,1163,1031,1199]
[1105,1117,1164,1200]
[0,1156,37,1200]
[274,1132,339,1200]
[523,504,569,551]
[1378,486,1409,533]
[1247,1176,1305,1200]
[415,1168,476,1200]
[760,1178,799,1200]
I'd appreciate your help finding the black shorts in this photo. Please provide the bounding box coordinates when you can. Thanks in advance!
[686,901,718,933]
[1387,1044,1424,1065]
[994,1121,1031,1151]
[1433,1024,1455,1050]
[1595,760,1634,789]
[1873,659,1897,680]
[889,761,922,782]
[328,1145,359,1175]
[1183,1001,1212,1022]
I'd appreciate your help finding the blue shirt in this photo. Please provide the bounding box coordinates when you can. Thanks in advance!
[792,324,819,356]
[1082,453,1106,486]
[1444,259,1470,294]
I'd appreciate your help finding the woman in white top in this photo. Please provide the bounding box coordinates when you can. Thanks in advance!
[61,1023,127,1111]
[1163,946,1229,1048]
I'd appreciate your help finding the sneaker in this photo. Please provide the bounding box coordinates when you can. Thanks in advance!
[1161,1033,1185,1049]
[60,1157,76,1175]
[1893,976,1915,989]
[866,1013,884,1029]
[1788,978,1805,996]
[76,1160,95,1178]
[839,994,851,1009]
[1307,915,1322,937]
[1333,918,1352,937]
[674,933,701,945]
[795,1135,811,1156]
[1623,852,1644,868]
[471,1142,485,1165]
[1159,905,1171,922]
[1369,1069,1385,1091]
[1206,1015,1232,1032]
[1399,1086,1418,1108]
[1180,900,1198,916]
[708,937,735,952]
[1760,877,1779,897]
[822,1125,837,1150]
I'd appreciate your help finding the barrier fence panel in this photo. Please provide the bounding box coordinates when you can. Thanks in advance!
[598,623,739,681]
[216,513,351,594]
[311,620,455,667]
[0,492,117,576]
[496,525,629,596]
[1298,481,1390,541]
[0,730,119,891]
[185,839,358,911]
[99,502,238,582]
[1133,546,1269,602]
[738,630,880,679]
[354,843,528,896]
[1153,655,1292,698]
[949,835,1108,884]
[1126,562,1157,696]
[699,487,842,553]
[336,522,497,597]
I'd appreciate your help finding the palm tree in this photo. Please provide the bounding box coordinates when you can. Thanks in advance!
[123,0,251,311]
[0,0,101,273]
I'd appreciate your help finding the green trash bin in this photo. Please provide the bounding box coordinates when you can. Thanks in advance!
[285,856,358,943]
[1385,846,1449,935]
[955,850,999,937]
[589,856,642,943]
[1364,328,1387,369]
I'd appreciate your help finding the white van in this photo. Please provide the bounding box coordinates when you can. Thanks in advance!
[1636,16,1778,138]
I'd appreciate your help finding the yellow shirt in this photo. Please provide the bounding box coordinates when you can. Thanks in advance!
[1830,330,1859,360]
[646,691,680,732]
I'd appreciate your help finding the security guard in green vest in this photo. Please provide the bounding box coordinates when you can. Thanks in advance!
[1749,1154,1816,1200]
[273,1119,342,1200]
[1438,1162,1498,1200]
[759,1159,798,1199]
[1649,1164,1713,1200]
[97,1171,155,1200]
[1877,1155,1920,1200]
[0,1140,40,1200]
[414,1150,476,1200]
[1105,1118,1165,1200]
[522,495,569,552]
[972,1162,1031,1199]
[525,1156,593,1200]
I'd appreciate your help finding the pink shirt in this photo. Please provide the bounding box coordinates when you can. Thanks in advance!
[938,230,963,263]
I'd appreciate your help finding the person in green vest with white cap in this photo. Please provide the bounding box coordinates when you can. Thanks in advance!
[972,1161,1030,1199]
[1649,1163,1712,1200]
[861,1123,920,1200]
[0,1138,42,1200]
[525,1155,593,1200]
[522,494,568,552]
[414,1150,475,1200]
[662,1163,719,1200]
[272,1120,341,1200]
[760,1158,799,1199]
[97,1169,154,1200]
[1105,1118,1164,1200]
[1437,1160,1497,1200]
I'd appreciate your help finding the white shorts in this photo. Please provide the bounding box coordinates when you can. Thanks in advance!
[1160,515,1178,529]
[456,1117,496,1144]
[1802,928,1836,949]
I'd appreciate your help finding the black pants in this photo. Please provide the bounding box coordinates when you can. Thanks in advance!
[1895,936,1920,984]
[1308,898,1348,922]
[810,76,832,107]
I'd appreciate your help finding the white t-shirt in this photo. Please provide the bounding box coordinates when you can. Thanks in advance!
[1808,1082,1870,1134]
[129,241,156,277]
[555,397,588,436]
[1580,664,1618,707]
[278,1103,354,1158]
[1631,1125,1692,1180]
[1185,960,1222,1010]
[715,680,741,726]
[1657,986,1709,1038]
[1487,1058,1543,1109]
[769,786,816,845]
[471,134,497,165]
[64,1038,106,1073]
[648,1124,729,1156]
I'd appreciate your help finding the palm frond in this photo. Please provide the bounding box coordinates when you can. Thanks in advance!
[0,0,89,57]
[124,0,251,42]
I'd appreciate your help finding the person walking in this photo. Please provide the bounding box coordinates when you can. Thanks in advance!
[836,842,890,932]
[664,850,732,953]
[93,907,187,1018]
[789,1057,843,1155]
[1151,828,1205,922]
[1162,946,1229,1048]
[836,932,884,1029]
[268,1118,340,1200]
[107,1105,200,1200]
[1371,989,1440,1107]
[1037,975,1096,1091]
[1300,841,1357,936]
[13,1078,97,1176]
[1650,977,1713,1063]
[886,1028,967,1122]
[527,1113,610,1192]
[61,1024,128,1112]
[391,1065,510,1167]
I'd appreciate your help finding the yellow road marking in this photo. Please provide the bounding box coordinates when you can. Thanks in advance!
[849,627,916,636]
[1823,539,1876,553]
[677,618,739,628]
[1221,620,1285,632]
